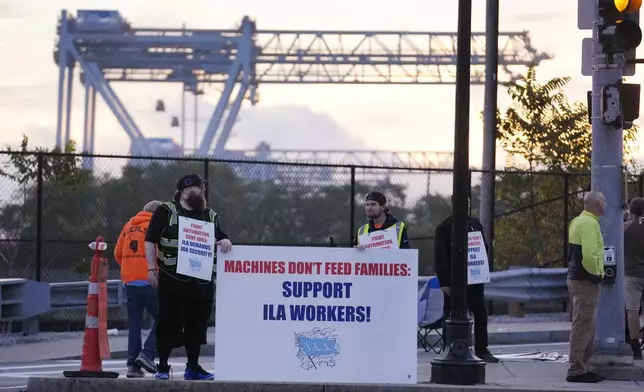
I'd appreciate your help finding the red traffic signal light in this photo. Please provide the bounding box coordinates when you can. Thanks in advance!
[598,0,643,53]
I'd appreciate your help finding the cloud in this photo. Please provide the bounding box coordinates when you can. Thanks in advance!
[226,105,367,151]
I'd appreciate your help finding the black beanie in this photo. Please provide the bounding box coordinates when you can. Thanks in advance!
[366,191,387,205]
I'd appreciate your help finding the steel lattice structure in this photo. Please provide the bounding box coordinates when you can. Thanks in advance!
[225,144,455,169]
[54,10,552,169]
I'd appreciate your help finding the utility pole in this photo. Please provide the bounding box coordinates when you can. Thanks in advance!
[480,0,499,282]
[578,0,642,364]
[430,0,486,385]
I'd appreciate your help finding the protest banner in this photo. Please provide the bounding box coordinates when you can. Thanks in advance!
[467,231,491,285]
[214,245,418,384]
[358,228,399,250]
[175,217,215,281]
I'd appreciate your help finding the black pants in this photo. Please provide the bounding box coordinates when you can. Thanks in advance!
[442,283,488,352]
[156,275,213,349]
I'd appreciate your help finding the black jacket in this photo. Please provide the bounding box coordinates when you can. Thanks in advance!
[352,213,411,249]
[433,215,488,288]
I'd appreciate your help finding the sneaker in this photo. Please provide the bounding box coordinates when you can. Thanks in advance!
[475,349,500,363]
[566,372,600,383]
[590,372,606,381]
[184,364,214,381]
[135,352,157,374]
[631,340,643,360]
[126,365,145,378]
[155,364,172,380]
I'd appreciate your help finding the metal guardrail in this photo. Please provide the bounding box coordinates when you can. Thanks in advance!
[49,280,126,310]
[484,268,569,302]
[418,268,569,303]
[43,268,569,312]
[0,279,51,335]
[0,268,570,332]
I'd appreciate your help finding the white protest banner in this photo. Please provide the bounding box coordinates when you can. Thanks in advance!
[175,217,215,281]
[214,245,418,384]
[358,229,399,250]
[467,231,491,285]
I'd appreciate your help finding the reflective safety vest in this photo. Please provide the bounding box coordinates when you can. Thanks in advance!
[157,201,218,274]
[356,221,406,248]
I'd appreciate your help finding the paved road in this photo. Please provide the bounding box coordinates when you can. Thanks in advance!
[0,342,570,392]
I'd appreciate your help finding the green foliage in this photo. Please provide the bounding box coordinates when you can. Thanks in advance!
[0,135,85,185]
[0,147,459,280]
[489,66,622,269]
[496,66,639,172]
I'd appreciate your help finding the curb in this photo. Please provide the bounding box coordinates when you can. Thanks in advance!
[56,329,571,361]
[26,377,595,392]
[487,329,569,346]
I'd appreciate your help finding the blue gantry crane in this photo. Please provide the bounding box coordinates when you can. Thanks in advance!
[54,9,551,168]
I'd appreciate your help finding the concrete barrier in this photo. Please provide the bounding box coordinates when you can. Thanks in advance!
[25,377,587,392]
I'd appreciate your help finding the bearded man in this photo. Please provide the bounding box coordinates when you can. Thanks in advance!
[144,174,232,381]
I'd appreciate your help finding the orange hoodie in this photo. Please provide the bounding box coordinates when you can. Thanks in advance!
[114,211,154,284]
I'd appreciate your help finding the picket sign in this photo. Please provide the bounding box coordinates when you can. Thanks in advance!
[214,245,418,384]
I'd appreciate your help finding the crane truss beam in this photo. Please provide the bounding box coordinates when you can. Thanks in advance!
[72,29,551,85]
[222,148,455,169]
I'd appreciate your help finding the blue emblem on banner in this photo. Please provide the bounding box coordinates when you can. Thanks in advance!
[294,327,340,370]
[189,258,202,271]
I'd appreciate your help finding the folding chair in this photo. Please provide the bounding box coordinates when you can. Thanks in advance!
[417,277,445,354]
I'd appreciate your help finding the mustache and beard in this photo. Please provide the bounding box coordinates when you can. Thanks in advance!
[184,192,207,211]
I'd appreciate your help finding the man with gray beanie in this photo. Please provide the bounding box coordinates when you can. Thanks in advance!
[353,191,410,249]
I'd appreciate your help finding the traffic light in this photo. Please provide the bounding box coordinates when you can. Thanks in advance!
[595,82,641,128]
[621,83,641,128]
[597,0,642,74]
[586,83,640,128]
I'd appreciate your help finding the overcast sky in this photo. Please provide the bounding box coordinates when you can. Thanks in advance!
[0,0,640,168]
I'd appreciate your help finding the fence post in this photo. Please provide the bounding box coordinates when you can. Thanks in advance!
[203,158,210,203]
[349,166,356,245]
[36,153,44,282]
[639,173,643,197]
[468,170,472,214]
[563,173,569,267]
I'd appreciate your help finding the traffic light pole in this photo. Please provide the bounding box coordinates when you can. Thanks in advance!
[590,21,631,362]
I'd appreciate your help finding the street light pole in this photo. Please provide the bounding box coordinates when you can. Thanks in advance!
[480,0,499,279]
[431,0,486,385]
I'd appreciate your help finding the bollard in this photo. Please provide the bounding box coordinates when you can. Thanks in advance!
[63,236,119,378]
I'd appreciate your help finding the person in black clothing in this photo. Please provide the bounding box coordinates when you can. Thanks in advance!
[433,196,498,362]
[144,174,232,381]
[353,191,411,249]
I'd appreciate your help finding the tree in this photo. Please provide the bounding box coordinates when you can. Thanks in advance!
[0,138,93,281]
[489,66,637,269]
[496,66,638,172]
[0,145,454,281]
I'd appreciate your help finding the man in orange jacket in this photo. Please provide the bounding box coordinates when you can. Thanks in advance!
[115,200,162,378]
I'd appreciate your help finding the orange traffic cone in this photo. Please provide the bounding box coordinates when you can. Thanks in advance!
[63,236,119,379]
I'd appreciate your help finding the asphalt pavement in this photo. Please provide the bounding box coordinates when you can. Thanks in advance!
[0,342,571,392]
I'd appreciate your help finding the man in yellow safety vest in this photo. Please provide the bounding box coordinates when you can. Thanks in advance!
[353,191,410,250]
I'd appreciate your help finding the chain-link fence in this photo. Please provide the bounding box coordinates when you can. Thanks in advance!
[0,151,640,327]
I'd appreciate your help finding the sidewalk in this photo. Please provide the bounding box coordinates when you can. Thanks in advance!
[0,320,572,363]
[25,361,644,392]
